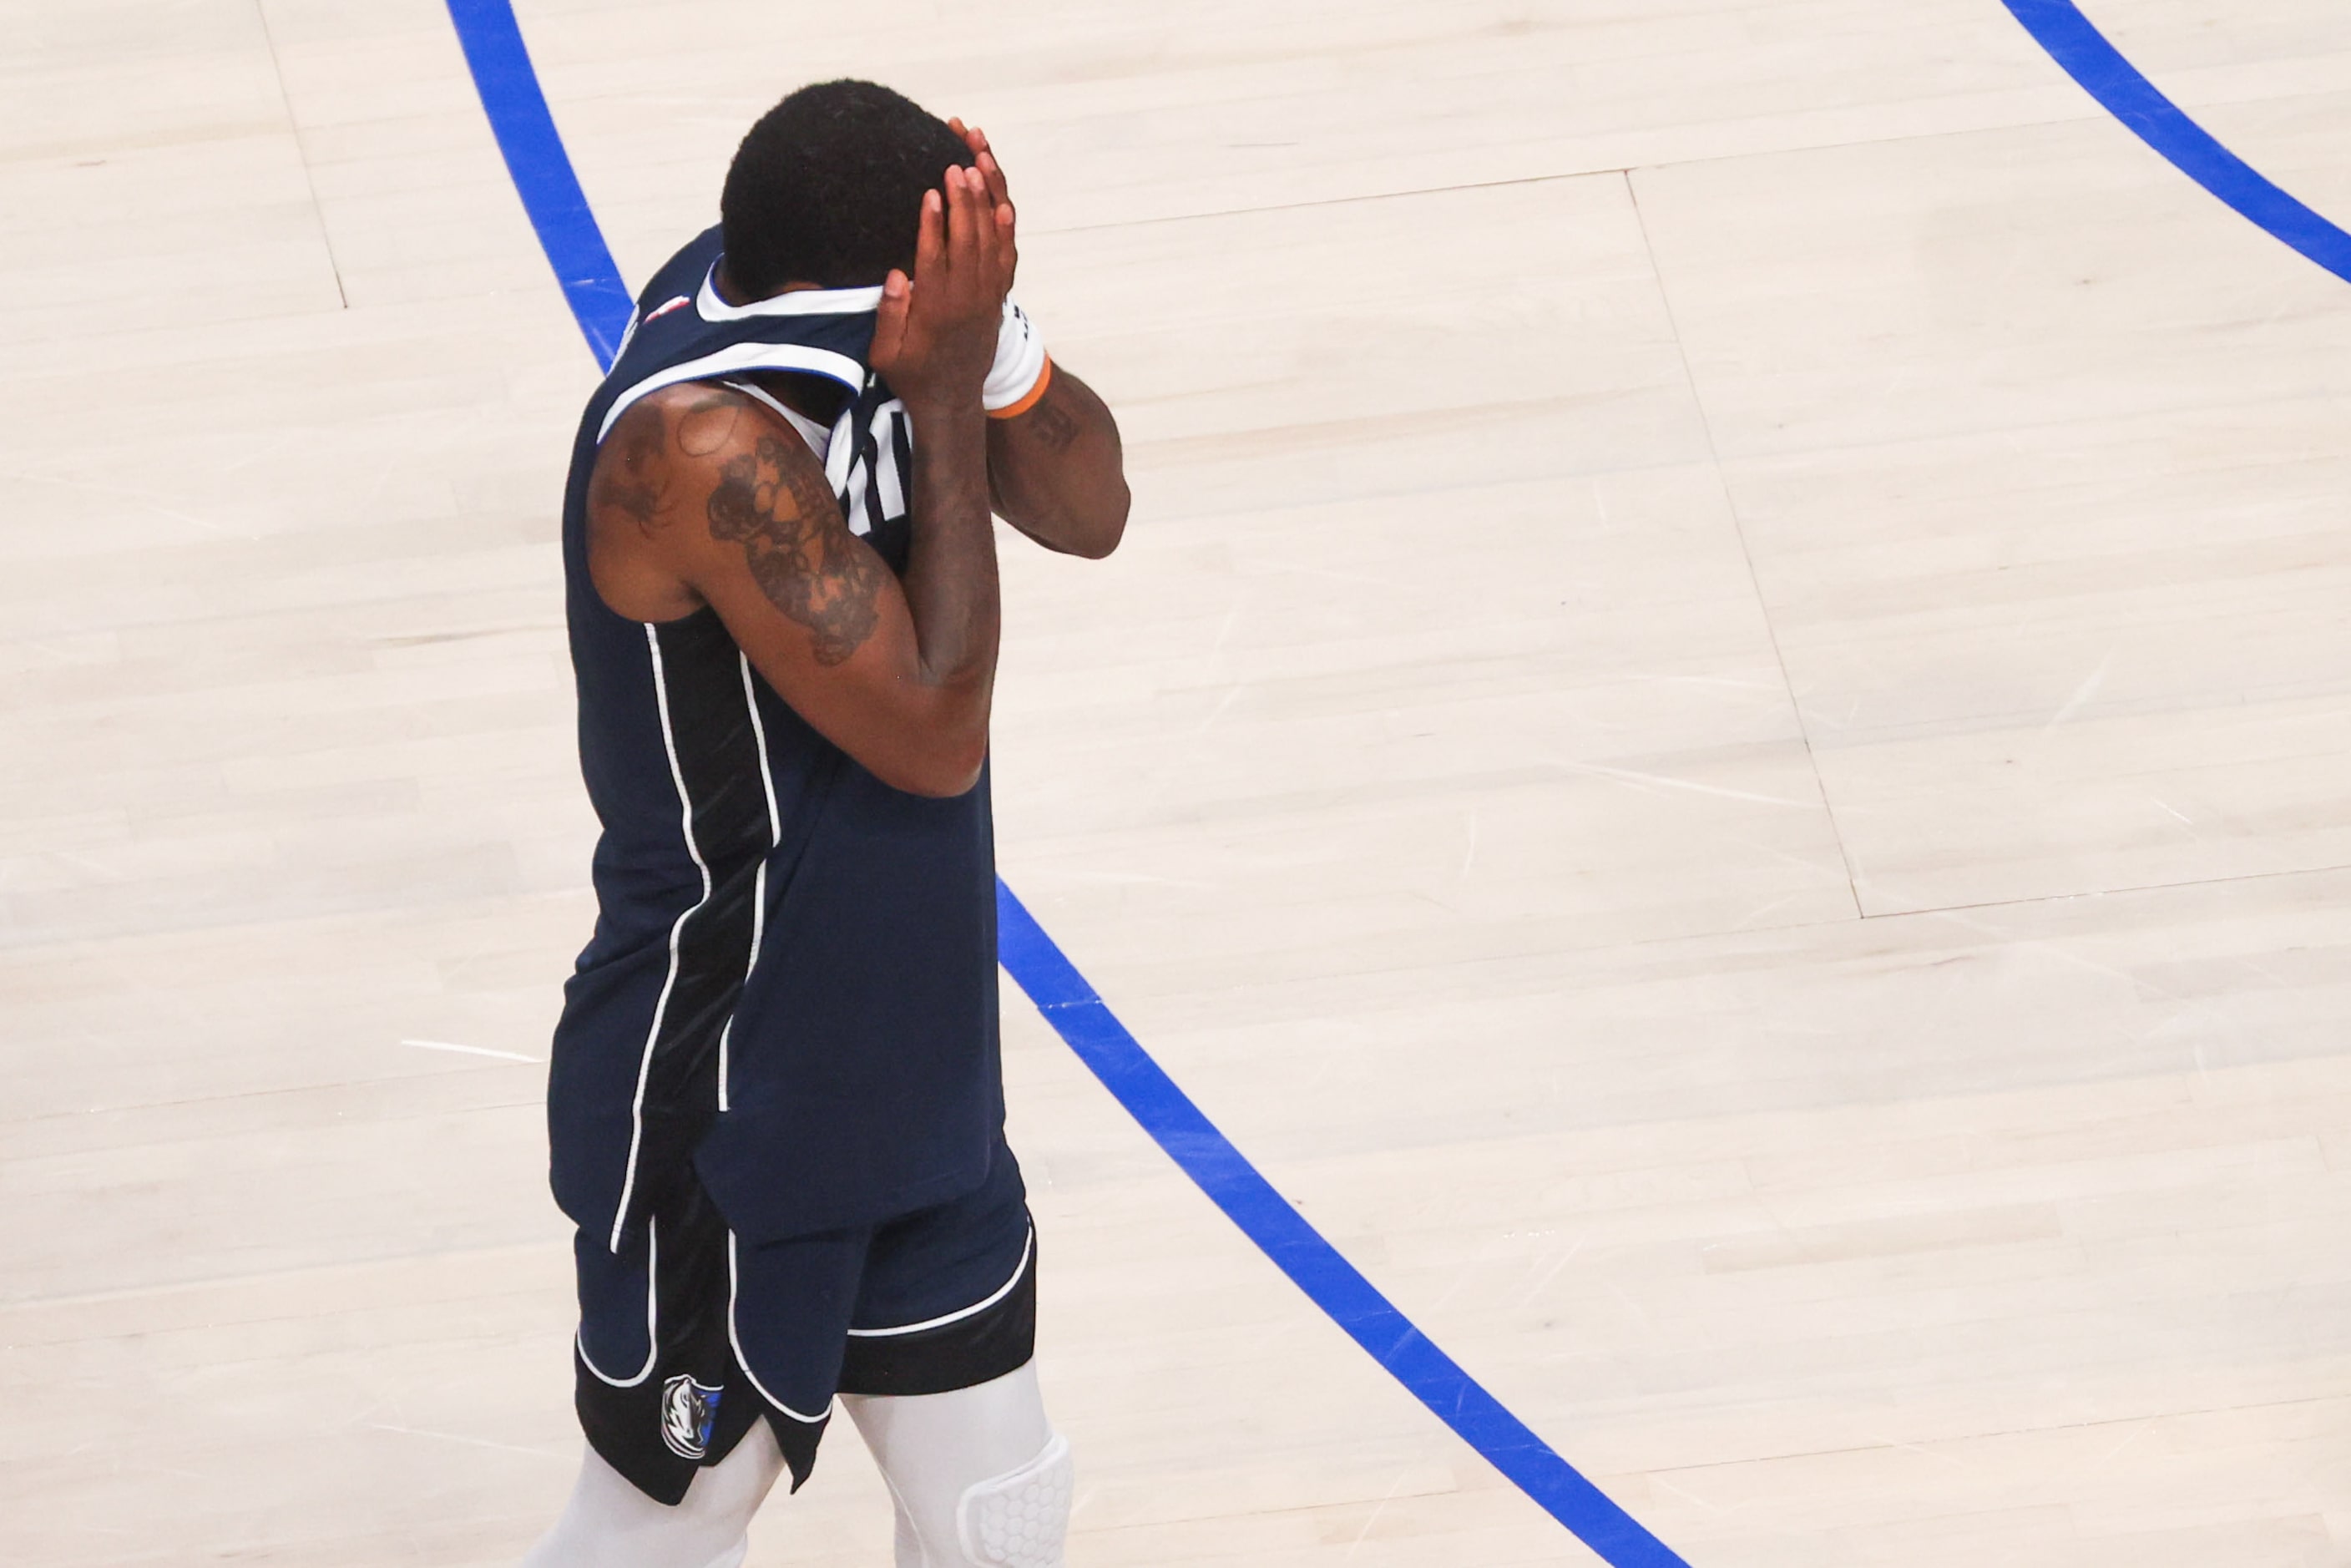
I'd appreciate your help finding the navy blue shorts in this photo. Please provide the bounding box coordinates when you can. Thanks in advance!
[571,1138,1034,1504]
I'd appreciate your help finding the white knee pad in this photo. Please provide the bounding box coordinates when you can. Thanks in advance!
[957,1433,1073,1568]
[842,1363,1070,1568]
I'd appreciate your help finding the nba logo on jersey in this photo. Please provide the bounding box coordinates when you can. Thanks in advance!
[660,1374,723,1460]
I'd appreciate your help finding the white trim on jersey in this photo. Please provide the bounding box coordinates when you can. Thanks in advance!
[577,1215,664,1388]
[726,1232,832,1424]
[714,1017,736,1117]
[596,341,865,443]
[695,267,882,322]
[609,625,717,1255]
[873,405,908,521]
[718,377,833,462]
[839,445,872,538]
[720,652,784,1117]
[843,1224,1035,1339]
[824,402,858,496]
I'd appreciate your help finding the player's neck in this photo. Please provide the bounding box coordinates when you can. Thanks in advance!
[712,261,827,307]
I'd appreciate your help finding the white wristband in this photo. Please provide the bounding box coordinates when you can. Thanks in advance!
[982,301,1049,412]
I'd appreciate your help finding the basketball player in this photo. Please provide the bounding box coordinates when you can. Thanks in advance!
[520,80,1127,1568]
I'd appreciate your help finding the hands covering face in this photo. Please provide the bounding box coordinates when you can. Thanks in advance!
[867,122,1019,410]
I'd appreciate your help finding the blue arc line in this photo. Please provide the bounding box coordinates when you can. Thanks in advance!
[446,0,635,366]
[442,1,1688,1561]
[2003,0,2351,283]
[991,885,1686,1566]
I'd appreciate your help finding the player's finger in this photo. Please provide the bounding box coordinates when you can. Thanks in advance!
[961,167,1003,284]
[913,185,946,285]
[868,267,912,369]
[943,165,982,285]
[975,145,1010,212]
[994,200,1018,294]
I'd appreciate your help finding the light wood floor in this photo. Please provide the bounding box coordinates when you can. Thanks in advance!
[5,1,2350,1563]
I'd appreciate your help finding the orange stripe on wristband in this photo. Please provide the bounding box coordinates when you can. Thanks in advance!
[986,353,1053,420]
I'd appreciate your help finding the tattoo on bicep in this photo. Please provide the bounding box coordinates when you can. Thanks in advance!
[592,405,672,528]
[676,393,741,457]
[705,436,885,665]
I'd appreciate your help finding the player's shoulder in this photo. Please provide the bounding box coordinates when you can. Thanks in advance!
[599,382,814,488]
[596,382,847,577]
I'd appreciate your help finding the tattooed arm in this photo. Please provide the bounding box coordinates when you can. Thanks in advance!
[587,382,993,797]
[986,365,1130,559]
[584,164,1009,798]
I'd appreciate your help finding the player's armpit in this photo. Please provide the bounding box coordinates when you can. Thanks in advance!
[593,385,989,799]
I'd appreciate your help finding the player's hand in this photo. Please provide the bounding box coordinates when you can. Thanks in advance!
[869,164,1016,412]
[947,119,1018,290]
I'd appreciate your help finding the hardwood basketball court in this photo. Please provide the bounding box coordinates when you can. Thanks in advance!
[4,2,2348,1563]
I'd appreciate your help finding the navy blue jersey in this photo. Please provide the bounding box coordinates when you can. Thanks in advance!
[549,226,1001,1250]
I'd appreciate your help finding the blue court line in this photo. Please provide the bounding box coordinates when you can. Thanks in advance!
[442,1,1688,1560]
[446,0,634,366]
[991,885,1687,1566]
[2002,0,2351,283]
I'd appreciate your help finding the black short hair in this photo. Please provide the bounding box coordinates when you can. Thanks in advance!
[720,80,974,295]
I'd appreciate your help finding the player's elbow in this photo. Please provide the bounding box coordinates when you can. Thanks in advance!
[873,733,989,799]
[1081,485,1130,558]
[1059,483,1130,559]
[895,761,985,800]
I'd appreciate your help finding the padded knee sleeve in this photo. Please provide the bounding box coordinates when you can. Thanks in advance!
[842,1362,1070,1568]
[957,1431,1073,1568]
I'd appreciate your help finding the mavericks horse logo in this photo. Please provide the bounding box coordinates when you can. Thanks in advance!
[660,1373,723,1460]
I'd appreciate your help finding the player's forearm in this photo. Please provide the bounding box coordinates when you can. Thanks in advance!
[987,368,1129,559]
[897,396,1002,791]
